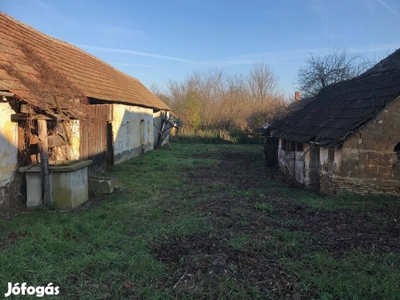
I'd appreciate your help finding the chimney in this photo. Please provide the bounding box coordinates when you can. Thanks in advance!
[295,91,301,101]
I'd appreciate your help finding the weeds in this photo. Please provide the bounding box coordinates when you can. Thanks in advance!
[254,202,274,212]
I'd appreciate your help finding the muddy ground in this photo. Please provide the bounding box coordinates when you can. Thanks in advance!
[153,151,400,299]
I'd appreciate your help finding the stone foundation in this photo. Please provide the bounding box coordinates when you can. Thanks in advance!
[320,173,400,195]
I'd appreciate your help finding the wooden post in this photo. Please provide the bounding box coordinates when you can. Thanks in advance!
[38,120,51,206]
[53,96,71,145]
[153,123,174,150]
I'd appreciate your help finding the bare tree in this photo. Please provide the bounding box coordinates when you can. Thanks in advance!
[248,61,281,104]
[150,83,173,107]
[157,64,286,133]
[297,49,372,98]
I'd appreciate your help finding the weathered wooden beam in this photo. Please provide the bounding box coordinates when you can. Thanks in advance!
[38,120,48,150]
[53,96,71,145]
[0,91,14,97]
[38,120,51,205]
[153,123,174,150]
[20,104,31,113]
[11,113,70,121]
[48,135,67,148]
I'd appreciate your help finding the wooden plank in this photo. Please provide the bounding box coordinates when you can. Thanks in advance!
[38,119,48,150]
[153,123,174,150]
[79,104,112,168]
[20,104,31,113]
[48,135,67,148]
[11,113,69,121]
[0,91,14,97]
[37,120,50,205]
[53,96,71,145]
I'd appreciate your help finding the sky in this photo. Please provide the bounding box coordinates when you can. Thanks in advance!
[1,0,400,98]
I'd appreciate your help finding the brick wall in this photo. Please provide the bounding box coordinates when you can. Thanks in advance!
[322,97,400,195]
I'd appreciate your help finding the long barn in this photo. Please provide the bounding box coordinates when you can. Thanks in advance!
[0,12,174,213]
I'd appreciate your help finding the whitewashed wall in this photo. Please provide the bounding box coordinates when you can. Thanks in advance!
[277,140,305,184]
[0,103,18,208]
[112,104,154,165]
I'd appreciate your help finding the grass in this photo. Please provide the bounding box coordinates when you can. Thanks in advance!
[0,141,399,299]
[284,252,400,300]
[254,202,274,212]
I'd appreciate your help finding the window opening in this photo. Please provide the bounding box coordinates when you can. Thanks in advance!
[394,142,400,159]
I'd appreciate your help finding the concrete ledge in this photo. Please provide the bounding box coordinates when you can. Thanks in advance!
[19,160,92,173]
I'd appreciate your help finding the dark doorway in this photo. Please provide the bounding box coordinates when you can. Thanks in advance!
[106,122,114,165]
[264,137,279,168]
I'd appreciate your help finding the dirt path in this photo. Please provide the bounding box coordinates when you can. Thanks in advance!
[153,150,400,299]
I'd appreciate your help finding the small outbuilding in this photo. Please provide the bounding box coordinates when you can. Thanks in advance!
[273,49,400,195]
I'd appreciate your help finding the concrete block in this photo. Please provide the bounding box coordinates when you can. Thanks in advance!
[19,160,92,209]
[89,177,117,196]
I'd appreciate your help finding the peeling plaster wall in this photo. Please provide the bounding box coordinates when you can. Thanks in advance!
[277,140,305,184]
[319,147,342,194]
[112,104,154,165]
[303,143,312,186]
[0,103,18,210]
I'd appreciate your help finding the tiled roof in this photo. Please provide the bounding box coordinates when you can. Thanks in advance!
[273,48,400,147]
[0,12,170,117]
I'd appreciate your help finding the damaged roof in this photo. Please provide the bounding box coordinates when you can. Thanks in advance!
[273,48,400,147]
[0,12,170,118]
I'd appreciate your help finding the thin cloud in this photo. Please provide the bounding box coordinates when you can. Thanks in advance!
[376,0,400,17]
[220,48,332,66]
[220,43,400,67]
[77,44,196,64]
[95,24,144,38]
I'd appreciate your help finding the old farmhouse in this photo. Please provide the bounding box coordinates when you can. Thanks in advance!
[0,13,175,213]
[273,48,400,195]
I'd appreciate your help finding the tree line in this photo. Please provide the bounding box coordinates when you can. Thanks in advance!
[151,62,287,135]
[152,49,372,136]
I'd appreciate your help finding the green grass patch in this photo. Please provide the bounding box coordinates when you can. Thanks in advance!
[284,252,400,300]
[254,202,274,212]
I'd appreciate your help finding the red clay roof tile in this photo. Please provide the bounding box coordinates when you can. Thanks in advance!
[0,12,170,116]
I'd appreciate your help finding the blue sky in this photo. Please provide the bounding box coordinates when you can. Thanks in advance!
[2,0,400,97]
